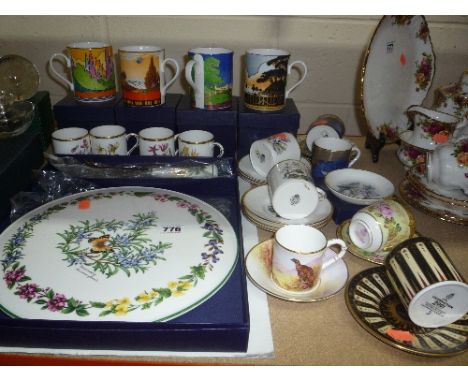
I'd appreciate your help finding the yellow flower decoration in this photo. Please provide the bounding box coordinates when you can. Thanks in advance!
[167,281,178,290]
[149,290,159,298]
[105,300,114,308]
[179,281,192,290]
[137,292,151,302]
[118,297,130,306]
[115,304,129,316]
[173,290,185,297]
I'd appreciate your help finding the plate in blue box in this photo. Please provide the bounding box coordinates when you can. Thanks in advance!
[0,187,238,322]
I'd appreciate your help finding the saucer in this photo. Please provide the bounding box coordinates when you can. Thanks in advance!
[345,266,468,357]
[238,155,310,186]
[245,239,348,302]
[241,185,333,230]
[305,125,340,152]
[324,168,394,205]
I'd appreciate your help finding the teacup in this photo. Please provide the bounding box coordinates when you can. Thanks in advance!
[267,159,323,219]
[52,127,90,155]
[89,125,138,155]
[138,127,175,156]
[310,137,361,178]
[406,105,459,149]
[385,236,468,328]
[426,138,468,193]
[348,199,415,253]
[175,130,224,158]
[49,42,116,102]
[272,225,347,292]
[249,132,301,177]
[244,48,307,111]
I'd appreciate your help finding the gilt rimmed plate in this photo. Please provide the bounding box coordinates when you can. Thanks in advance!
[399,179,468,225]
[362,16,435,143]
[0,187,238,322]
[241,184,333,227]
[324,168,395,205]
[245,239,348,302]
[346,266,468,357]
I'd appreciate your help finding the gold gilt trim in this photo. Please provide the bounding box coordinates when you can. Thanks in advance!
[52,132,88,142]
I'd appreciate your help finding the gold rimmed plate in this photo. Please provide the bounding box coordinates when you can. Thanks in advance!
[399,179,468,226]
[346,266,468,357]
[245,239,348,302]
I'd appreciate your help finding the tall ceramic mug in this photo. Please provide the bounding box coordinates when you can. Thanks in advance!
[185,47,233,110]
[138,127,175,156]
[49,42,116,102]
[244,48,307,111]
[119,46,180,106]
[272,225,347,292]
[385,237,468,328]
[89,125,138,155]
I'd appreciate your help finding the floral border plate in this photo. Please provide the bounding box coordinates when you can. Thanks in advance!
[362,16,435,143]
[324,168,395,205]
[0,187,238,322]
[346,266,468,357]
[245,239,348,302]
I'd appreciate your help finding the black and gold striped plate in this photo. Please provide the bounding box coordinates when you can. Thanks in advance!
[345,266,468,357]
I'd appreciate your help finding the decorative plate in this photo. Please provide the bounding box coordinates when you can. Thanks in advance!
[324,168,395,205]
[399,179,468,226]
[346,266,468,357]
[362,16,435,143]
[0,187,238,322]
[241,185,333,227]
[245,239,348,302]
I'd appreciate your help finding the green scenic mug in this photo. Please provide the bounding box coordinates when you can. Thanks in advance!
[49,42,116,102]
[185,47,233,110]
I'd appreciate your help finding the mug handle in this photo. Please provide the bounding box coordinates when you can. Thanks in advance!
[348,146,361,167]
[49,53,74,91]
[322,239,347,270]
[184,54,204,109]
[161,57,180,96]
[126,133,139,155]
[214,142,224,158]
[285,60,307,99]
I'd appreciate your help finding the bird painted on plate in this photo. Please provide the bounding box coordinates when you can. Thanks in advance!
[88,234,112,253]
[291,258,315,289]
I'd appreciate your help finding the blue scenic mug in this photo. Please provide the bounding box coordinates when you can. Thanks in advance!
[184,47,233,110]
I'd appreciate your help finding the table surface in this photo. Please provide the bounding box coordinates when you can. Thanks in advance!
[1,136,467,366]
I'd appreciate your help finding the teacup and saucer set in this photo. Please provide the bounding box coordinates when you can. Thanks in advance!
[245,225,348,302]
[346,236,468,356]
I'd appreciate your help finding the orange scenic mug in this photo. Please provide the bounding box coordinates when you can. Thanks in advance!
[118,45,180,106]
[49,42,116,102]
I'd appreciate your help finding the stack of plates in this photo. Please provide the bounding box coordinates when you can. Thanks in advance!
[241,185,333,232]
[400,166,468,225]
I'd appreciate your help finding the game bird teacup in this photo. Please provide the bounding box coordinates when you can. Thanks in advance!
[272,225,347,292]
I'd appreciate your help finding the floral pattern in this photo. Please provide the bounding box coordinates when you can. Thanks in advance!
[417,117,450,144]
[415,53,433,92]
[337,182,380,200]
[391,16,414,26]
[416,21,430,44]
[453,139,468,168]
[148,143,172,156]
[399,146,425,167]
[377,123,397,142]
[1,191,227,318]
[71,138,90,154]
[96,142,120,155]
[367,202,403,246]
[268,133,290,154]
